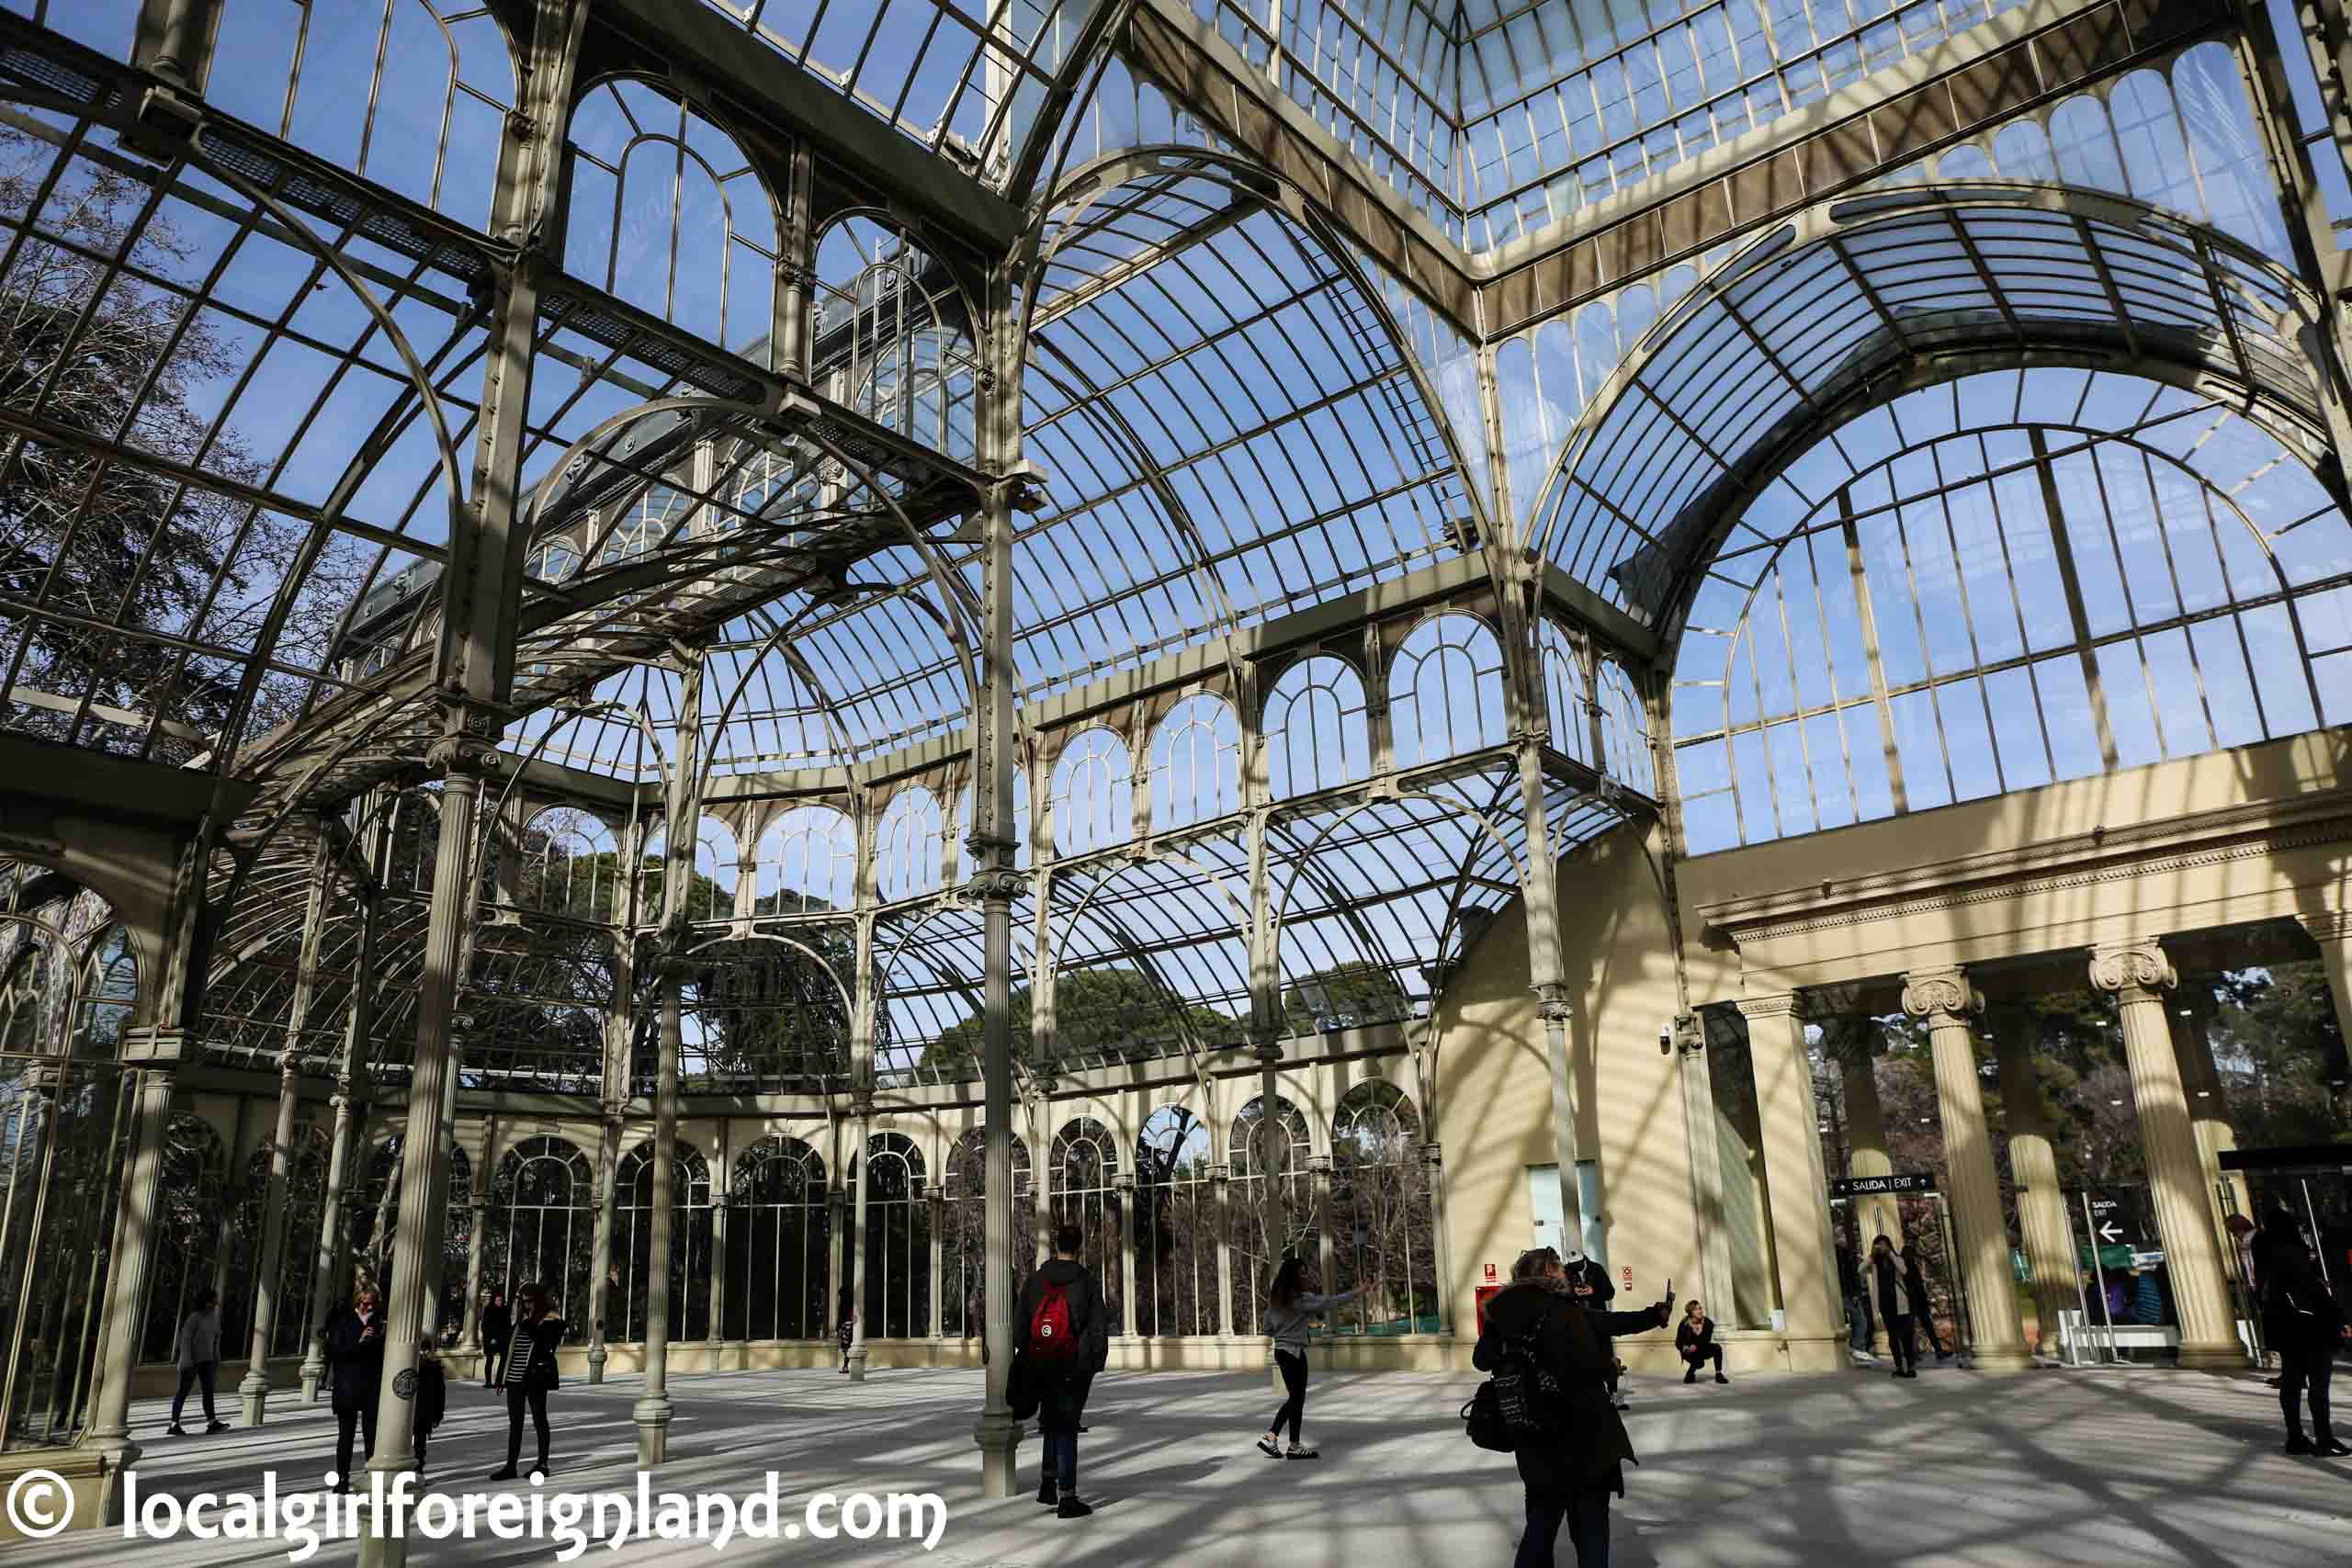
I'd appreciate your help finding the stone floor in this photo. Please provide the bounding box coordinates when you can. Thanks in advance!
[29,1355,2346,1566]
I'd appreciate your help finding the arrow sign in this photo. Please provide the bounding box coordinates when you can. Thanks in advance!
[2097,1223,2122,1243]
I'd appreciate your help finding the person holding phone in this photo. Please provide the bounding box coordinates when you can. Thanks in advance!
[1676,1297,1727,1384]
[325,1285,386,1491]
[490,1282,567,1480]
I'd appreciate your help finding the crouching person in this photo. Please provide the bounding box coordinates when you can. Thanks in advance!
[1474,1246,1671,1568]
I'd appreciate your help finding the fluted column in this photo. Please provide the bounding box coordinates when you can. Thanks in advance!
[1112,1172,1137,1340]
[710,1193,732,1365]
[1309,1152,1337,1372]
[1830,1029,1900,1257]
[1422,1142,1453,1335]
[826,1180,846,1340]
[85,1041,179,1525]
[1670,1014,1738,1321]
[1901,968,2030,1371]
[299,1080,359,1401]
[1735,993,1842,1369]
[239,1058,304,1424]
[2168,991,2252,1247]
[460,1194,489,1349]
[634,969,682,1464]
[2087,941,2245,1369]
[1988,1006,2076,1357]
[923,1185,945,1350]
[585,1102,622,1384]
[1212,1160,1235,1342]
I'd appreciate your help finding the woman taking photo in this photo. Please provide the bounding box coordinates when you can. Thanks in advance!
[490,1283,566,1480]
[1871,1235,1917,1379]
[1676,1298,1727,1384]
[1256,1258,1353,1460]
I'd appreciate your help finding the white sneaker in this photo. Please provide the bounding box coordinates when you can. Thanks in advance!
[1851,1350,1878,1365]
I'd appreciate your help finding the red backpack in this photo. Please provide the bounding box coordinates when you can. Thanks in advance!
[1028,1281,1079,1360]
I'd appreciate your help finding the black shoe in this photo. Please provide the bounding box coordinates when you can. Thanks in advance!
[1683,1370,1697,1384]
[205,1420,230,1434]
[1035,1479,1058,1506]
[2286,1433,2316,1454]
[1255,1437,1282,1458]
[165,1423,186,1436]
[530,1463,546,1480]
[489,1466,518,1481]
[2318,1438,2352,1457]
[1057,1495,1093,1518]
[1714,1373,1729,1384]
[1077,1424,1090,1433]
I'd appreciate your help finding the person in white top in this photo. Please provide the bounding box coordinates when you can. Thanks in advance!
[1256,1258,1354,1460]
[166,1289,226,1436]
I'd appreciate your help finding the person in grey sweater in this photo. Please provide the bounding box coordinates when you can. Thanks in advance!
[166,1288,227,1436]
[1257,1258,1354,1459]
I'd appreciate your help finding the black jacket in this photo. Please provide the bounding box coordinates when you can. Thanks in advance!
[1676,1316,1716,1358]
[1011,1259,1109,1428]
[326,1308,386,1411]
[501,1317,567,1390]
[2262,1231,2346,1354]
[482,1303,513,1349]
[1474,1279,1664,1499]
[415,1357,447,1434]
[1872,1251,1912,1324]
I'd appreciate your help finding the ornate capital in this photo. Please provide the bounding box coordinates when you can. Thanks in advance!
[1208,1160,1232,1183]
[424,731,505,780]
[1899,966,1982,1023]
[1734,992,1804,1021]
[1306,1153,1334,1176]
[1111,1172,1135,1194]
[1420,1140,1443,1167]
[599,1097,628,1128]
[1532,982,1574,1025]
[469,1192,490,1212]
[2087,940,2176,998]
[961,867,1026,903]
[922,1183,946,1201]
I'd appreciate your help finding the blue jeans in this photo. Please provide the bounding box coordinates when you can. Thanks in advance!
[1041,1430,1077,1489]
[1517,1486,1610,1568]
[1848,1294,1872,1352]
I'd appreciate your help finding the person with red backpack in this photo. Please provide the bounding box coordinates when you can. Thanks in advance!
[1011,1222,1110,1517]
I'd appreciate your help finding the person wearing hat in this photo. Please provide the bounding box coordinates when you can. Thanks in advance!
[1557,1246,1629,1412]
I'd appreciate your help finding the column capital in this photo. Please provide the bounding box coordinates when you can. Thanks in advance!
[1305,1152,1334,1175]
[2088,940,2176,998]
[1532,982,1574,1023]
[1208,1160,1231,1183]
[1110,1171,1135,1193]
[1734,991,1803,1021]
[960,866,1026,903]
[922,1183,946,1201]
[469,1192,490,1212]
[1900,966,1983,1023]
[1419,1140,1443,1167]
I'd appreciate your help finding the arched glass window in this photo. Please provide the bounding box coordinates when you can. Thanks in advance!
[875,786,944,903]
[942,1129,1033,1339]
[1669,371,2352,852]
[1134,1105,1216,1337]
[386,790,440,894]
[1264,655,1371,799]
[856,1133,929,1340]
[207,0,514,229]
[1148,694,1241,831]
[1050,729,1134,857]
[487,1135,595,1337]
[519,807,620,920]
[346,1137,474,1343]
[725,1137,829,1341]
[140,1114,226,1364]
[1228,1094,1312,1332]
[1540,621,1594,772]
[73,925,136,1056]
[1049,1119,1120,1283]
[753,806,857,915]
[226,1126,330,1359]
[1389,615,1507,766]
[1329,1082,1439,1337]
[616,1142,712,1342]
[565,77,779,360]
[811,216,980,466]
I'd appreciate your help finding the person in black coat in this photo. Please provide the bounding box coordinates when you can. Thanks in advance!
[1474,1246,1670,1568]
[1871,1235,1917,1378]
[1676,1298,1726,1384]
[1559,1248,1629,1410]
[1903,1246,1951,1361]
[490,1282,567,1480]
[2261,1213,2349,1455]
[1010,1224,1110,1518]
[325,1286,387,1491]
[480,1292,512,1389]
[413,1337,447,1472]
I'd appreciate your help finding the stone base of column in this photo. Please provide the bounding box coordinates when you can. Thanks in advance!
[633,1397,674,1467]
[1780,1334,1849,1373]
[846,1347,868,1382]
[973,1412,1022,1498]
[86,1436,140,1529]
[1965,1345,2036,1373]
[2177,1339,2250,1371]
[238,1371,271,1427]
[586,1346,606,1385]
[298,1357,324,1404]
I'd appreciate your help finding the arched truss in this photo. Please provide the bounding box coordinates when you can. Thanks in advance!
[1526,183,2346,638]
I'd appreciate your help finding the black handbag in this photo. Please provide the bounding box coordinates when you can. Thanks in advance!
[1464,1316,1566,1452]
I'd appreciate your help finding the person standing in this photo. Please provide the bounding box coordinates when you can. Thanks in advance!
[1871,1235,1917,1380]
[480,1291,512,1390]
[165,1288,228,1436]
[490,1282,566,1480]
[1676,1298,1727,1385]
[1559,1247,1628,1410]
[1256,1258,1355,1459]
[413,1337,447,1474]
[1474,1246,1670,1568]
[326,1286,387,1491]
[2261,1214,2348,1456]
[836,1285,855,1374]
[1904,1244,1952,1362]
[1839,1242,1875,1364]
[1012,1223,1109,1517]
